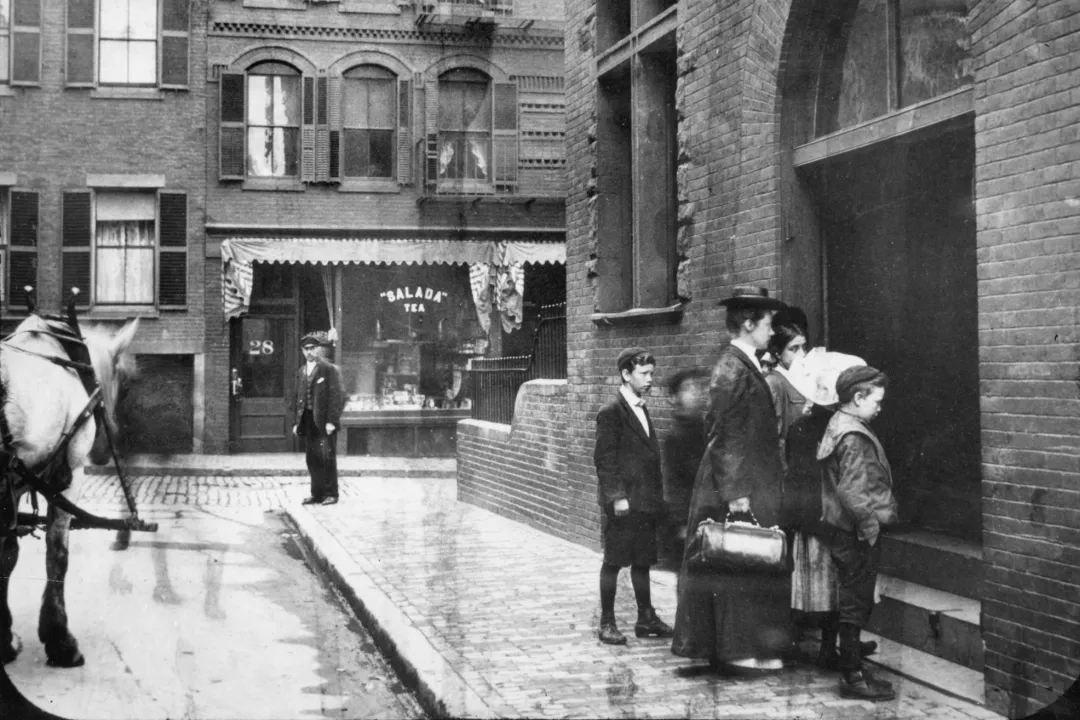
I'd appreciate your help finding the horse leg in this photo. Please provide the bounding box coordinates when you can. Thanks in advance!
[0,536,22,664]
[38,506,84,668]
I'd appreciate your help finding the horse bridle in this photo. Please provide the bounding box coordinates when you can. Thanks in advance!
[0,291,157,539]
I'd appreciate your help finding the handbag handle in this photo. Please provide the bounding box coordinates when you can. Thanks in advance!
[722,506,762,527]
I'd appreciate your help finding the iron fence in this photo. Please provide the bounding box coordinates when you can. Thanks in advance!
[469,302,567,424]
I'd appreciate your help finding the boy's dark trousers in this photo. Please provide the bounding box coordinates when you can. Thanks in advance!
[299,409,338,500]
[827,527,882,670]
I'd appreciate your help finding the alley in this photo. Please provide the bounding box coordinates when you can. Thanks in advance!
[3,497,425,720]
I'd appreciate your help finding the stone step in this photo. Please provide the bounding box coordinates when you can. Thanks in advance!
[870,573,983,672]
[861,630,992,710]
[878,528,982,599]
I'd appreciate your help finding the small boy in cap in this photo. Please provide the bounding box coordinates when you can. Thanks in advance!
[816,365,898,700]
[593,347,673,645]
[291,332,345,506]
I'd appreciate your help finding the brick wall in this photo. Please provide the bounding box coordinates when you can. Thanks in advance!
[969,0,1080,716]
[457,380,575,541]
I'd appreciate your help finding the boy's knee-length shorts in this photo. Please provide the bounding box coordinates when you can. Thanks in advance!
[603,510,659,567]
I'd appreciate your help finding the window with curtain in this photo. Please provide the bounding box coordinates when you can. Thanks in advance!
[99,0,157,85]
[438,68,493,183]
[95,193,155,306]
[247,62,301,178]
[343,65,396,179]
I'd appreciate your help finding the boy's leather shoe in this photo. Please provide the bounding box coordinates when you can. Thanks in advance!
[860,640,878,656]
[301,497,322,505]
[321,496,339,505]
[839,670,895,701]
[599,615,628,645]
[634,607,674,638]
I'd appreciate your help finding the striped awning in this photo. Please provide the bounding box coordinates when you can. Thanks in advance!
[221,237,564,319]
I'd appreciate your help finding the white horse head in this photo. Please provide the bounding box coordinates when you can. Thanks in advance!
[1,316,138,473]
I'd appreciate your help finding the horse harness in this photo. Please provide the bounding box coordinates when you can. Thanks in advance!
[0,304,157,540]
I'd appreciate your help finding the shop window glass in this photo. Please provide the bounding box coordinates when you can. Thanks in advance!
[343,65,396,179]
[438,69,493,183]
[899,0,972,107]
[246,62,301,178]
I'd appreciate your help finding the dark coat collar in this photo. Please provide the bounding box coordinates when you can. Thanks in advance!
[724,343,770,391]
[616,390,658,451]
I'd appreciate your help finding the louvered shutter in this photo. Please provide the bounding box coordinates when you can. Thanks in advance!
[315,74,330,183]
[160,0,190,89]
[219,72,246,180]
[65,0,95,87]
[424,79,438,191]
[12,0,42,85]
[493,82,519,193]
[328,77,342,182]
[62,190,92,308]
[8,191,39,308]
[157,191,187,308]
[301,76,316,183]
[397,79,412,185]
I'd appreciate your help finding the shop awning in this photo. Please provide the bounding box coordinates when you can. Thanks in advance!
[221,237,565,320]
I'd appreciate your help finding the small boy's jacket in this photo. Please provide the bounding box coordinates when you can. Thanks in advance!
[816,411,898,546]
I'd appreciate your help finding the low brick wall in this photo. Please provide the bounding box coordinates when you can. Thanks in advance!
[458,380,590,545]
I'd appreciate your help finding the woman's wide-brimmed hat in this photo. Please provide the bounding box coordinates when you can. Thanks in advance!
[718,286,786,311]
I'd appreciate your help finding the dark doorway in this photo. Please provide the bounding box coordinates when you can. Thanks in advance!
[811,119,981,540]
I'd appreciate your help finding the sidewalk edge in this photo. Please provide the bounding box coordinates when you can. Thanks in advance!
[286,505,499,720]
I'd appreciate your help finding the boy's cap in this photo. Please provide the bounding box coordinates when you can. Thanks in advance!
[718,286,786,310]
[836,365,885,400]
[300,331,329,348]
[617,347,653,372]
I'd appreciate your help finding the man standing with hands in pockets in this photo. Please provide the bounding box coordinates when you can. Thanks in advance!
[594,347,673,645]
[291,332,345,506]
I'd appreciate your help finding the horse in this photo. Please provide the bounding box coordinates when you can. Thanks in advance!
[0,314,138,668]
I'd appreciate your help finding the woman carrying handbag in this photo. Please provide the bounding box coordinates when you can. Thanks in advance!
[671,287,793,676]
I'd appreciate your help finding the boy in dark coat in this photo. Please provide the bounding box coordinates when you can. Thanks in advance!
[290,332,345,506]
[817,365,898,700]
[662,368,709,553]
[594,347,673,645]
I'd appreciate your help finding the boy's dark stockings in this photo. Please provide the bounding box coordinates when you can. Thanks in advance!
[600,563,653,615]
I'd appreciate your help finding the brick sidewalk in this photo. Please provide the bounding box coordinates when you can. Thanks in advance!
[285,476,1007,720]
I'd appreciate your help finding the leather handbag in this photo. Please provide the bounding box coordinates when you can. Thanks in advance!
[687,511,788,575]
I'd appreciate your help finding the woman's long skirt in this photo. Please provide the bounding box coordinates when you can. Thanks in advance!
[791,532,838,614]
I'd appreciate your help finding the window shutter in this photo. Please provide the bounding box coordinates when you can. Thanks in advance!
[62,190,92,308]
[328,77,342,182]
[8,191,39,308]
[302,76,316,183]
[66,0,95,87]
[160,0,190,89]
[12,0,43,85]
[397,79,412,185]
[219,72,246,180]
[493,81,519,192]
[424,79,438,191]
[315,74,330,183]
[157,191,187,308]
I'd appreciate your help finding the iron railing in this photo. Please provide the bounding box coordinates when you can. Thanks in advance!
[469,302,566,424]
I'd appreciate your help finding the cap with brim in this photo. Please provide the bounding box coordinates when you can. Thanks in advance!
[835,365,884,401]
[300,333,324,348]
[617,346,652,372]
[718,286,786,311]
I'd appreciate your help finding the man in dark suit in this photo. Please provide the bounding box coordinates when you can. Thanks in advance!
[594,347,673,645]
[290,332,345,506]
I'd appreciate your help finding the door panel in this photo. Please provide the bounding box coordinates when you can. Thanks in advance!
[232,316,296,452]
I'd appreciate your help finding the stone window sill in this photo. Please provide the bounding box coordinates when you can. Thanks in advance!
[90,87,166,101]
[0,86,15,97]
[340,0,402,13]
[242,179,305,192]
[339,179,400,193]
[591,303,685,328]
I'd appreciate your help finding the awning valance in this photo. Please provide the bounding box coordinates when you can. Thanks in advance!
[221,237,564,320]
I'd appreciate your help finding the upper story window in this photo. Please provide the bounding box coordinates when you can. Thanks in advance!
[2,0,42,86]
[246,62,301,178]
[813,0,972,138]
[343,66,396,180]
[429,68,516,194]
[63,0,189,89]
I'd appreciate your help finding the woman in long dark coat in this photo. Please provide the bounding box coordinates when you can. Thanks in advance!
[671,287,792,674]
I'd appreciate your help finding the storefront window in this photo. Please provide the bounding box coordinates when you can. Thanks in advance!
[339,264,485,411]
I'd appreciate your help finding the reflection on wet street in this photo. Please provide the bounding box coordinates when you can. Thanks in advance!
[4,505,425,720]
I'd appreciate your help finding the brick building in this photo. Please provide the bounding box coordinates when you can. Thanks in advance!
[0,0,208,452]
[203,0,567,455]
[457,0,1080,715]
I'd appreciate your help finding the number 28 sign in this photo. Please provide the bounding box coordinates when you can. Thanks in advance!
[248,340,275,356]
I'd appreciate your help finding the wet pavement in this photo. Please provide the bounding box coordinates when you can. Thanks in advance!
[4,501,425,719]
[287,475,1008,720]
